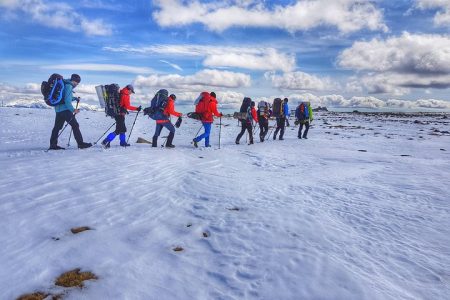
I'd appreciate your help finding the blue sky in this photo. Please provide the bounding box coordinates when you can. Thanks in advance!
[0,0,449,110]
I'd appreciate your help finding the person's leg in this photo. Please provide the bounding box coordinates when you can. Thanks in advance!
[62,110,84,145]
[50,112,66,147]
[273,118,281,139]
[247,123,254,144]
[164,122,176,147]
[195,122,208,142]
[236,122,246,143]
[259,120,264,142]
[303,121,310,138]
[203,123,212,146]
[279,117,286,140]
[298,122,303,138]
[152,123,163,147]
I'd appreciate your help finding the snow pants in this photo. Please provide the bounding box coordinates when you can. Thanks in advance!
[273,117,285,139]
[258,118,268,142]
[50,110,83,147]
[236,121,253,144]
[194,122,212,147]
[298,121,310,138]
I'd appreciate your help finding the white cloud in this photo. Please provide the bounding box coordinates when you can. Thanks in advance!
[0,0,112,36]
[265,71,337,91]
[160,60,183,71]
[416,0,450,26]
[152,0,387,34]
[42,64,154,74]
[133,69,251,91]
[104,45,296,72]
[338,32,450,94]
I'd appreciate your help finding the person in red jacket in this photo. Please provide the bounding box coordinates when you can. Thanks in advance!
[152,94,182,148]
[193,91,223,148]
[235,100,258,145]
[102,84,141,148]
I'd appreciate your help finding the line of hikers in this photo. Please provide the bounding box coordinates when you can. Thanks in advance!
[44,74,313,150]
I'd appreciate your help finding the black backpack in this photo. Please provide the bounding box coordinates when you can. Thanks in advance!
[104,84,121,118]
[240,97,252,113]
[272,98,283,117]
[41,73,65,106]
[144,89,169,120]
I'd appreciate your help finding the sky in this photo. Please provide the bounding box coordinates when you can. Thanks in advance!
[0,0,449,111]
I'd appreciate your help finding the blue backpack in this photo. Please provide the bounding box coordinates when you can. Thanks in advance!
[144,89,169,120]
[41,74,65,106]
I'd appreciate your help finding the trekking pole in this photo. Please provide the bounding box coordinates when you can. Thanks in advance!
[266,119,275,141]
[126,110,140,144]
[93,122,116,145]
[219,116,222,149]
[67,99,80,147]
[194,123,203,139]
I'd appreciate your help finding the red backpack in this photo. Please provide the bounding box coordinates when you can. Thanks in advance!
[195,92,211,114]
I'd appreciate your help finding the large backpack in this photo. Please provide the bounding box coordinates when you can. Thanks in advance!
[272,98,283,117]
[104,84,121,118]
[296,102,309,121]
[144,89,169,120]
[41,73,65,106]
[240,97,252,113]
[257,101,268,117]
[194,92,211,115]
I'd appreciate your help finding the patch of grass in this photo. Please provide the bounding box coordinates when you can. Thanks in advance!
[70,226,91,234]
[16,292,48,300]
[55,268,97,288]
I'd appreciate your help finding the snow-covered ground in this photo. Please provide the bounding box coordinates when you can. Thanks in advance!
[1,107,449,300]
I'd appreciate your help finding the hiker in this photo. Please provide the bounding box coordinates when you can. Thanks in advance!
[102,84,141,148]
[257,100,270,142]
[152,94,182,148]
[272,98,286,140]
[296,102,314,139]
[49,74,92,150]
[236,100,258,145]
[284,98,290,127]
[193,91,223,148]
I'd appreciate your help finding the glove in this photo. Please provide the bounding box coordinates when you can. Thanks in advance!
[137,106,142,112]
[175,116,182,128]
[220,113,223,117]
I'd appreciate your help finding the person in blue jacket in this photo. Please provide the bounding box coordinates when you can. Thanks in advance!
[283,98,290,127]
[49,74,92,150]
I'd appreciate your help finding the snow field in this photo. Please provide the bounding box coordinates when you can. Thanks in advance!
[1,108,449,299]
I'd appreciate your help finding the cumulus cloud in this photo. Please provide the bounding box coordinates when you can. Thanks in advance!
[104,45,296,72]
[42,64,154,74]
[265,71,337,91]
[416,0,450,26]
[152,0,387,34]
[133,69,251,91]
[338,32,450,94]
[0,0,112,36]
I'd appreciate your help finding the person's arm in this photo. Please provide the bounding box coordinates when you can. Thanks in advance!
[167,100,182,117]
[309,105,313,122]
[211,101,221,117]
[252,108,258,122]
[121,92,138,111]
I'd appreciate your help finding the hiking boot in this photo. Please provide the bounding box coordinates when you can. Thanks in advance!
[205,145,211,147]
[120,142,130,147]
[298,136,302,139]
[303,136,308,139]
[193,139,198,148]
[48,145,65,150]
[279,137,284,140]
[273,135,276,140]
[235,140,240,144]
[165,144,175,148]
[101,139,110,149]
[78,142,92,149]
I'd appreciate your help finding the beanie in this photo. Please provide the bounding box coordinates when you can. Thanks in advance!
[70,74,81,83]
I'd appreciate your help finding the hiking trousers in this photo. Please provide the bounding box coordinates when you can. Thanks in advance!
[236,121,253,144]
[299,121,310,138]
[258,118,268,141]
[114,115,127,134]
[194,122,212,146]
[50,110,83,147]
[273,117,285,139]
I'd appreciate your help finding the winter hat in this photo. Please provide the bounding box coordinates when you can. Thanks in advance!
[251,101,255,107]
[284,98,288,102]
[70,74,81,83]
[210,92,216,98]
[170,94,176,100]
[126,84,135,93]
